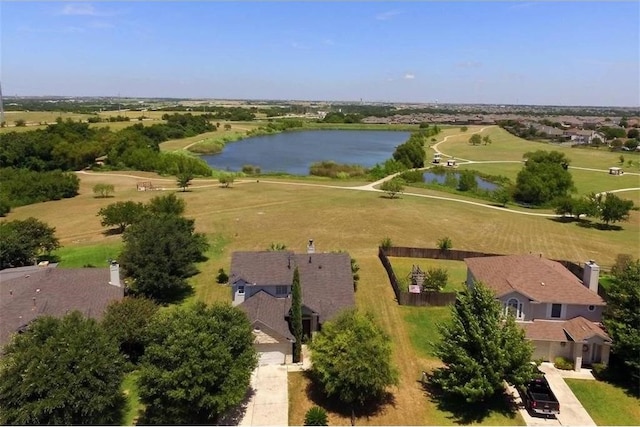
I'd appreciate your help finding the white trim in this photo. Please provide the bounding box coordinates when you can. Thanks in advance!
[504,297,524,320]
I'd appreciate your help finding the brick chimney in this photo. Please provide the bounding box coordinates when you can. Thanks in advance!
[109,261,121,287]
[583,260,600,293]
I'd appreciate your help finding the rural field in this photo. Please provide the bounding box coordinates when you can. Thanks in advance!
[3,123,639,425]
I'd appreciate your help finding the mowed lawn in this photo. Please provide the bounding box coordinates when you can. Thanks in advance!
[437,126,639,170]
[5,167,638,425]
[565,379,640,426]
[390,257,468,292]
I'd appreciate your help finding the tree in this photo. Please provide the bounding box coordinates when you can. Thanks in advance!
[432,283,536,403]
[93,183,115,198]
[102,296,159,364]
[460,126,468,132]
[599,193,635,224]
[351,257,360,291]
[147,193,185,216]
[437,236,452,251]
[514,150,574,206]
[423,267,448,291]
[0,217,60,269]
[381,178,404,199]
[177,172,193,192]
[469,134,482,145]
[291,267,303,362]
[304,406,329,426]
[14,118,26,127]
[224,123,232,131]
[138,302,257,424]
[603,260,640,384]
[219,174,235,188]
[216,268,229,284]
[0,312,126,425]
[624,138,639,151]
[98,200,146,233]
[554,196,577,217]
[627,128,639,139]
[457,170,478,192]
[120,213,209,303]
[482,135,492,145]
[493,187,511,207]
[310,309,398,413]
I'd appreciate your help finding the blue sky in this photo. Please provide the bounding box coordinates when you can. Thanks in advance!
[2,1,638,106]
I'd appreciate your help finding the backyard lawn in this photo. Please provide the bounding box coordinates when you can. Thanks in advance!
[565,379,640,426]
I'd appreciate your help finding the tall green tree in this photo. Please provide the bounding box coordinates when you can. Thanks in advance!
[120,213,209,303]
[599,193,635,225]
[146,193,185,216]
[176,172,193,192]
[457,170,478,192]
[310,310,399,413]
[469,134,482,145]
[603,260,640,385]
[514,150,574,205]
[97,200,146,233]
[381,178,404,198]
[138,302,257,424]
[432,282,535,403]
[0,312,126,425]
[291,267,303,362]
[0,217,60,269]
[102,296,159,364]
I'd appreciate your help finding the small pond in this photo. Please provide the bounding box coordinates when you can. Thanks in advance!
[423,171,500,191]
[201,130,411,175]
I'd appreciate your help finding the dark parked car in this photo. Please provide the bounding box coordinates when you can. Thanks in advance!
[520,371,560,418]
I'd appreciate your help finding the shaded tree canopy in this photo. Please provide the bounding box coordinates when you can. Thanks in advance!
[310,309,399,408]
[0,217,59,269]
[98,200,146,233]
[0,312,126,425]
[138,302,257,424]
[514,150,574,205]
[432,282,535,403]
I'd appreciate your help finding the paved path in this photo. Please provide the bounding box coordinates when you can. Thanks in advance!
[538,363,596,426]
[239,365,289,426]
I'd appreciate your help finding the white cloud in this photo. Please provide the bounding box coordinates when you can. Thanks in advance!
[376,10,402,21]
[58,3,118,17]
[404,73,415,80]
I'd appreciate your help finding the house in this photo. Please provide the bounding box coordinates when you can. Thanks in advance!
[464,255,610,370]
[229,242,355,365]
[0,262,124,350]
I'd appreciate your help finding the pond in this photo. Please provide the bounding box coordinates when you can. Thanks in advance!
[201,130,411,175]
[423,171,499,191]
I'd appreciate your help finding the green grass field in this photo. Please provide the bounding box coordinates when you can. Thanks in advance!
[390,257,468,292]
[565,379,640,426]
[121,371,143,425]
[53,241,123,268]
[402,306,451,360]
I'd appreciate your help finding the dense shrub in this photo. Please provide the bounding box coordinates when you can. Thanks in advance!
[554,356,574,370]
[0,168,80,208]
[309,161,367,178]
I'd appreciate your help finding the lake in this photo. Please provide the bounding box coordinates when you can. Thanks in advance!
[201,130,411,175]
[423,171,499,191]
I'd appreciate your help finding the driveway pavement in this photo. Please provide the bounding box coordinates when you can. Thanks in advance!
[538,363,596,426]
[239,365,288,426]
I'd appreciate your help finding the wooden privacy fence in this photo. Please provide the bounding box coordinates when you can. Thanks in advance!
[378,247,457,307]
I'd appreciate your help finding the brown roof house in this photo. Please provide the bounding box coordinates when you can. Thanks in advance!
[464,255,610,370]
[0,262,125,351]
[230,240,355,365]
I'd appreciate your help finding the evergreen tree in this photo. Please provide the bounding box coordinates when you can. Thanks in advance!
[291,267,303,362]
[432,282,535,403]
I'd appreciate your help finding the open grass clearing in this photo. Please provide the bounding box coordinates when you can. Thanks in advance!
[402,306,451,360]
[565,378,640,426]
[438,126,638,169]
[53,241,123,268]
[390,257,468,292]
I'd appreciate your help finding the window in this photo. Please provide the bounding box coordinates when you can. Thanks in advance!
[588,305,595,312]
[276,285,288,295]
[238,286,244,295]
[505,298,524,319]
[550,303,562,318]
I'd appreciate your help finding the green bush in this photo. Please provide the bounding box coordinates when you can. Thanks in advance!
[554,356,574,370]
[216,268,229,284]
[591,363,608,380]
[304,406,328,426]
[380,237,393,250]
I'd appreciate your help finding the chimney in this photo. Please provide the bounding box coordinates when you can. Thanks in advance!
[583,260,600,293]
[307,239,315,254]
[109,261,121,287]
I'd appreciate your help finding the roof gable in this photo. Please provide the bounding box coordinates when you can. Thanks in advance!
[238,290,294,341]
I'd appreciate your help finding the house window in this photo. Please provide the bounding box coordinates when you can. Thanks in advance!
[505,298,524,319]
[550,303,562,318]
[276,285,288,295]
[588,305,595,312]
[238,286,244,295]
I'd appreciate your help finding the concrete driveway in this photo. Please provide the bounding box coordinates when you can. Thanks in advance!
[538,363,596,426]
[239,365,288,426]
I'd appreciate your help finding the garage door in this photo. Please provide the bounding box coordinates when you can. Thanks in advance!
[255,343,290,366]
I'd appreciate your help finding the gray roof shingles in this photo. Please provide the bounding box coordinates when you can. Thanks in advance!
[0,267,124,348]
[238,290,294,341]
[232,251,355,327]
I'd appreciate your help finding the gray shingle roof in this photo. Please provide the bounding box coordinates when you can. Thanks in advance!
[0,267,124,349]
[238,290,294,341]
[231,251,355,326]
[464,255,605,305]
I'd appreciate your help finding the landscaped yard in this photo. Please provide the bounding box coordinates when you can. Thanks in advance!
[565,379,640,426]
[389,257,468,292]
